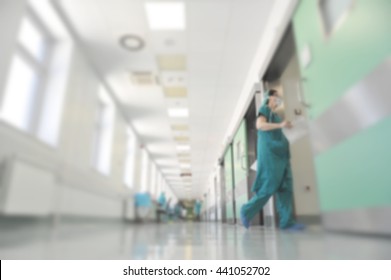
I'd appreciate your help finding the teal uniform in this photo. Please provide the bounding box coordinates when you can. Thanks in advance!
[241,103,295,229]
[158,193,166,208]
[194,201,202,216]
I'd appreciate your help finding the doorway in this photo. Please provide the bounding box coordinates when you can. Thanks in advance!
[262,24,321,225]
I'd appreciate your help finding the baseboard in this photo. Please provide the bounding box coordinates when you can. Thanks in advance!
[0,214,124,226]
[322,207,391,236]
[296,215,321,225]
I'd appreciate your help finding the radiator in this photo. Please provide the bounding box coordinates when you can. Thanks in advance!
[0,157,56,216]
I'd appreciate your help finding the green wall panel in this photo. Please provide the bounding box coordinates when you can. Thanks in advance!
[293,0,391,119]
[293,0,391,212]
[235,194,248,222]
[232,120,248,220]
[233,120,248,183]
[224,145,234,219]
[317,116,391,211]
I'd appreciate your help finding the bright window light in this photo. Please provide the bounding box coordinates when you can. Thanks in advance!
[18,17,47,62]
[124,128,136,188]
[168,108,189,118]
[176,145,190,152]
[145,2,185,30]
[141,150,150,192]
[151,164,157,194]
[156,173,162,194]
[1,55,38,130]
[93,87,115,175]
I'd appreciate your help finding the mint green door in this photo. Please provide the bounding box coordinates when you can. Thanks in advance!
[292,0,391,232]
[232,120,249,222]
[223,145,235,223]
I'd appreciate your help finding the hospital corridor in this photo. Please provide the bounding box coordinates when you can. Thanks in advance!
[0,0,391,260]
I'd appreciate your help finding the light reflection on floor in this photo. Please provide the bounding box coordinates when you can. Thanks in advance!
[1,221,391,259]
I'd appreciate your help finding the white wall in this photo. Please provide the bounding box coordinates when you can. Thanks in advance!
[215,165,222,221]
[132,141,142,192]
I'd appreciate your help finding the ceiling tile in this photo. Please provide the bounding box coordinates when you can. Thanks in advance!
[157,55,186,70]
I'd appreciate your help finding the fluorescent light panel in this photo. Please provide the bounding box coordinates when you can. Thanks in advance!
[176,145,190,151]
[168,108,189,118]
[145,2,185,30]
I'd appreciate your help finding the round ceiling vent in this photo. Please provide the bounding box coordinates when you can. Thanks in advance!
[119,34,145,52]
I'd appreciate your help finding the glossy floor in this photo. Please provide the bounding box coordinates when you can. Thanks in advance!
[1,221,391,259]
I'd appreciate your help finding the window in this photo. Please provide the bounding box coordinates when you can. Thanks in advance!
[155,172,161,195]
[1,56,38,130]
[150,164,157,195]
[319,0,354,36]
[140,150,149,192]
[124,128,136,188]
[18,17,48,62]
[92,86,115,175]
[1,7,71,147]
[1,16,52,131]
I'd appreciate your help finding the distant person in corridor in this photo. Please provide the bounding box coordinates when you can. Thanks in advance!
[240,89,305,231]
[194,199,202,221]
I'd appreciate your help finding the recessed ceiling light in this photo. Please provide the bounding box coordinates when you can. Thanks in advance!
[119,34,144,52]
[145,2,185,30]
[176,145,190,152]
[168,108,189,118]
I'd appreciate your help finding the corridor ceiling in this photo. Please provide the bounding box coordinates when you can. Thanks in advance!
[57,0,276,198]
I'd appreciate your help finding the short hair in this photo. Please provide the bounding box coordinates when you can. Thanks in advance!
[268,89,277,97]
[266,89,277,104]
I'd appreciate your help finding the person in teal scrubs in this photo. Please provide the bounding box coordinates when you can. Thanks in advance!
[240,89,304,231]
[194,199,202,221]
[158,192,166,208]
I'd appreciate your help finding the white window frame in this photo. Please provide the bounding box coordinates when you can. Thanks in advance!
[92,86,115,176]
[0,10,54,133]
[150,163,157,195]
[124,128,136,188]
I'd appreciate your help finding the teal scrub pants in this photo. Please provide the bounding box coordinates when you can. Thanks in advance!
[241,162,295,229]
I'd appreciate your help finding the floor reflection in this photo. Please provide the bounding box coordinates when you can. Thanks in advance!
[1,220,391,259]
